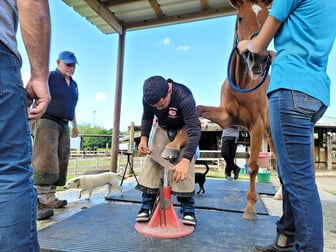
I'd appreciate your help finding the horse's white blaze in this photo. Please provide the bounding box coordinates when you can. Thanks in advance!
[252,4,262,15]
[252,4,262,28]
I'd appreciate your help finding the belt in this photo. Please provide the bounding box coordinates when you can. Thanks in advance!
[42,114,69,125]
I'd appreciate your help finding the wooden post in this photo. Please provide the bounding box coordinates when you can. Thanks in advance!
[327,131,332,171]
[110,30,126,172]
[127,122,135,175]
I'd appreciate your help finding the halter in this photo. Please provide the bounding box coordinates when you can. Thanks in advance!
[227,31,271,93]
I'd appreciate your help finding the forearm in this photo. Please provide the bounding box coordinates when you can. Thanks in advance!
[71,117,78,127]
[71,116,78,137]
[17,0,50,81]
[248,16,282,54]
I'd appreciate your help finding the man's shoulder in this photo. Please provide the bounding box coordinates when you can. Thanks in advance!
[173,82,193,97]
[49,70,61,78]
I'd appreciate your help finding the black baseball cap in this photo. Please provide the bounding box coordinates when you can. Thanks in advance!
[143,76,169,105]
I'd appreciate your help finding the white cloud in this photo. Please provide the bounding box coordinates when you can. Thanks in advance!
[95,92,107,102]
[159,37,171,47]
[176,45,190,51]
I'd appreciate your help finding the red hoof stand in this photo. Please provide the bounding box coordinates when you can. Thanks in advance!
[135,186,194,238]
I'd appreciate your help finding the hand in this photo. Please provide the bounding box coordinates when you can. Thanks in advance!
[268,50,276,62]
[237,40,249,54]
[170,158,190,183]
[138,137,149,155]
[26,77,50,120]
[71,126,78,138]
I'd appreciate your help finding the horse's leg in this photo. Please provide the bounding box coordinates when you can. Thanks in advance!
[273,186,283,200]
[197,105,231,129]
[161,127,187,160]
[264,124,282,200]
[264,126,276,157]
[243,121,263,220]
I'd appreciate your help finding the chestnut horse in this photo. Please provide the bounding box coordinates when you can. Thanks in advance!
[197,0,275,220]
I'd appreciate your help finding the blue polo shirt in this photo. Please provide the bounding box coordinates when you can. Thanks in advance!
[269,0,336,106]
[45,68,78,121]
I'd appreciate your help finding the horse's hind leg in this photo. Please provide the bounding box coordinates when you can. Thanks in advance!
[161,127,187,160]
[264,123,282,200]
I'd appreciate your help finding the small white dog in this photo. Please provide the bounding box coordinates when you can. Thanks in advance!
[64,172,123,200]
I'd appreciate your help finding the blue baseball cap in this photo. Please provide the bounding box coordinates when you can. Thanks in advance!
[58,51,78,64]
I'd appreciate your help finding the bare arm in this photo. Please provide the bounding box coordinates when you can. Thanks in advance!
[17,0,51,119]
[238,15,282,55]
[71,116,78,137]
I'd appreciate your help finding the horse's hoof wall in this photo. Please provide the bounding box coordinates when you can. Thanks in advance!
[243,211,257,220]
[161,147,179,161]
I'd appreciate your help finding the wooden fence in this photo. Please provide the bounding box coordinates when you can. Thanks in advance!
[68,150,252,176]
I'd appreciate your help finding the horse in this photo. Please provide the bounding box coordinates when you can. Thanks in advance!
[197,0,275,220]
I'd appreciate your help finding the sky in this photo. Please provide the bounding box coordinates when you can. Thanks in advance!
[17,1,336,132]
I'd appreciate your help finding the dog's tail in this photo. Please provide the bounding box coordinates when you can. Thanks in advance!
[203,163,209,176]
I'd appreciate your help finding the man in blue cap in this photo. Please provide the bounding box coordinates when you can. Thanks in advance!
[32,51,79,220]
[58,51,78,64]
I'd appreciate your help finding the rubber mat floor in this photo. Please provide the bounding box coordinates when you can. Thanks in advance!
[39,179,278,252]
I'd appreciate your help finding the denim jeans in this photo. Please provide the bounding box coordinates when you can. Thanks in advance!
[268,89,326,252]
[0,44,39,251]
[141,192,195,214]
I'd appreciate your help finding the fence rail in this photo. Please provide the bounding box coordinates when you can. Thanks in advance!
[68,149,335,177]
[68,150,146,176]
[68,150,252,176]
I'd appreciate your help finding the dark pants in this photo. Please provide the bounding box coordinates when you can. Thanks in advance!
[221,136,238,176]
[141,192,195,215]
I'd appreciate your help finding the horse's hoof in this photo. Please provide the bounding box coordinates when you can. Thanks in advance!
[161,147,179,161]
[273,186,283,200]
[243,211,257,220]
[273,192,283,200]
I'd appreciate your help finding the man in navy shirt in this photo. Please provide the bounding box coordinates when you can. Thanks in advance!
[136,76,201,226]
[32,51,79,220]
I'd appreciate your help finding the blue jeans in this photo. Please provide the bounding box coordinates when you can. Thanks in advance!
[269,89,326,252]
[0,44,39,251]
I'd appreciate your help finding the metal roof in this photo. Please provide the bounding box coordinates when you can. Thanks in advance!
[316,116,336,128]
[62,0,236,35]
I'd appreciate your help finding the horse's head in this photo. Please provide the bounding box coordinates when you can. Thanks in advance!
[241,49,273,80]
[229,0,273,79]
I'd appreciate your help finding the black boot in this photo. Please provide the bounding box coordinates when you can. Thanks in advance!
[253,233,295,252]
[233,165,240,180]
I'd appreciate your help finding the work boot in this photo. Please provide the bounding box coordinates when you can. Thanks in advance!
[37,200,54,221]
[46,198,67,209]
[253,233,295,252]
[136,209,151,222]
[182,212,197,226]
